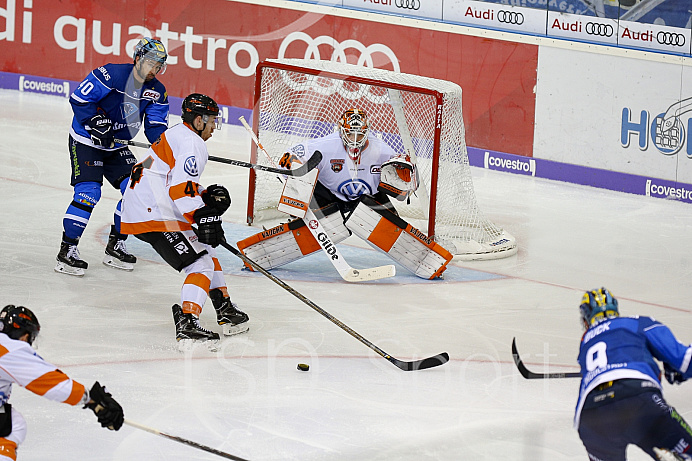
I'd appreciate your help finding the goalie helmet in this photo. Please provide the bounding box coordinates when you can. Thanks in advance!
[579,288,619,330]
[0,305,40,345]
[181,93,220,129]
[133,37,168,64]
[338,108,369,159]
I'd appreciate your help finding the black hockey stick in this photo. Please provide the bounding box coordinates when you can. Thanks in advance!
[124,419,248,460]
[511,338,581,379]
[221,241,448,371]
[115,138,322,177]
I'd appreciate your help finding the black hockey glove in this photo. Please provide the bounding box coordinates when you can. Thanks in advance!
[194,205,224,247]
[202,184,231,215]
[664,363,686,385]
[86,113,115,148]
[85,382,124,431]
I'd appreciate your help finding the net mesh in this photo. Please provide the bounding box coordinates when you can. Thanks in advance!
[248,59,516,259]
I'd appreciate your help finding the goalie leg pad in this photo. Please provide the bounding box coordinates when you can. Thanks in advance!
[237,203,349,270]
[345,196,452,279]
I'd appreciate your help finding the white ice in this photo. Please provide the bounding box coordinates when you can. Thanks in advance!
[1,89,691,460]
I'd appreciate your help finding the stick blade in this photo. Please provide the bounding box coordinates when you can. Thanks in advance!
[391,352,449,371]
[512,338,581,379]
[290,150,323,176]
[341,265,396,282]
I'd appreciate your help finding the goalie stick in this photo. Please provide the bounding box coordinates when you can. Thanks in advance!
[238,116,396,283]
[114,138,322,177]
[221,240,448,371]
[511,338,581,379]
[124,419,248,460]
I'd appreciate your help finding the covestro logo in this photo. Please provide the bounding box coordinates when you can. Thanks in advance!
[484,151,536,176]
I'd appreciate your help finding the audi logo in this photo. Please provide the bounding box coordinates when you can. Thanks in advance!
[497,11,524,25]
[277,32,401,102]
[395,0,420,10]
[585,22,614,37]
[657,31,685,47]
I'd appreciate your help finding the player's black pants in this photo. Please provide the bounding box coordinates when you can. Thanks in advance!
[578,379,692,460]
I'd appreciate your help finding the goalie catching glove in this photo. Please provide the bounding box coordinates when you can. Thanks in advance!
[84,382,124,431]
[378,155,418,201]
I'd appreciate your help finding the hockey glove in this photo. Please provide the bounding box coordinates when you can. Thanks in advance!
[378,155,418,201]
[86,114,115,148]
[194,205,224,247]
[85,382,124,431]
[664,363,686,385]
[202,184,231,215]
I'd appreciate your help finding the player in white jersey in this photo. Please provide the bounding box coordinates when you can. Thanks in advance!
[121,94,249,348]
[0,305,123,460]
[238,108,453,279]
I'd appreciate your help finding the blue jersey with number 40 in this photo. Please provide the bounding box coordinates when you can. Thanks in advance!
[574,316,692,427]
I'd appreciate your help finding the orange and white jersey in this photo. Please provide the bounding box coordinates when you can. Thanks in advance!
[121,122,208,235]
[0,333,86,407]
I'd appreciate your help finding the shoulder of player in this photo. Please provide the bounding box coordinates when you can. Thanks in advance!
[167,124,207,156]
[0,333,39,358]
[90,63,131,87]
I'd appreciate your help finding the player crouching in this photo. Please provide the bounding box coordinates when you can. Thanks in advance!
[238,108,452,280]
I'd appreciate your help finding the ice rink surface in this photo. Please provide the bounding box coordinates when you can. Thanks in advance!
[1,89,691,460]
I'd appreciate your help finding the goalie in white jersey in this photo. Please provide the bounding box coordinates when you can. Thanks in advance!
[121,94,249,349]
[238,108,453,279]
[0,305,123,460]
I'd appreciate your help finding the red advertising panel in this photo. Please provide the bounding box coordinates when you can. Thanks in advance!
[0,0,537,156]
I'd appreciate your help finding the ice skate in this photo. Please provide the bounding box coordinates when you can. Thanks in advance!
[172,304,220,352]
[210,289,249,336]
[54,237,88,277]
[103,226,136,271]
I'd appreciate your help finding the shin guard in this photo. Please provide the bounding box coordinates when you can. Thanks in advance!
[345,196,452,279]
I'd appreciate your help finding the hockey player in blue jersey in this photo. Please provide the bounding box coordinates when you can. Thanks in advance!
[55,37,169,276]
[575,288,692,461]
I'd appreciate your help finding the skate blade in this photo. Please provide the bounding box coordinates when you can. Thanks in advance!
[54,262,85,277]
[102,256,135,271]
[176,338,220,353]
[222,323,249,336]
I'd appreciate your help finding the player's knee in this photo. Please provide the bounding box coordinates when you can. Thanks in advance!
[117,175,129,195]
[73,181,102,207]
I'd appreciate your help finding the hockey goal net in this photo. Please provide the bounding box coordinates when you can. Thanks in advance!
[246,59,516,260]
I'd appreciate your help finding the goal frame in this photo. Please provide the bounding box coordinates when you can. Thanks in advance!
[246,60,444,239]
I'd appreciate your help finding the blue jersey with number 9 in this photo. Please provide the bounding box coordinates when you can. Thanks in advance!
[574,316,692,427]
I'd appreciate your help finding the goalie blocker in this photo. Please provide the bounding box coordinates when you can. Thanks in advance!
[237,203,350,270]
[345,196,452,279]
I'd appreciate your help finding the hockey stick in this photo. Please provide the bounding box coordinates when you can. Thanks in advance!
[238,116,396,283]
[511,338,581,379]
[222,240,448,371]
[124,419,248,460]
[114,138,322,177]
[388,89,430,219]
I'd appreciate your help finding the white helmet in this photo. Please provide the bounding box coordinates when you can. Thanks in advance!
[338,109,369,159]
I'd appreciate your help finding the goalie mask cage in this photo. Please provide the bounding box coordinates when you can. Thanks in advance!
[246,59,517,260]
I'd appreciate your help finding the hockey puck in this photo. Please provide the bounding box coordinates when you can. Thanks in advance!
[297,363,310,371]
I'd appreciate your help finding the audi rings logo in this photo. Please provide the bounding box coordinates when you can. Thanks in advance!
[585,22,614,37]
[497,11,524,25]
[395,0,421,10]
[657,31,685,47]
[277,32,401,102]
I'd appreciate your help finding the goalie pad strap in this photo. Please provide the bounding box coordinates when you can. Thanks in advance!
[236,203,349,270]
[345,196,452,279]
